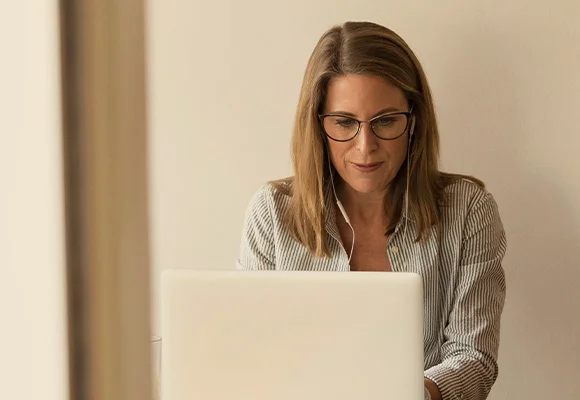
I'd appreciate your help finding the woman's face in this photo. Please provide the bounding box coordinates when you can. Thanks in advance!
[322,74,410,198]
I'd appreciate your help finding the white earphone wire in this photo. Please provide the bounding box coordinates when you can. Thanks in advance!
[325,142,355,263]
[323,108,414,262]
[404,114,416,237]
[404,138,410,237]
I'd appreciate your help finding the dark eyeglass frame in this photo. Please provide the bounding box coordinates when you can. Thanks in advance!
[318,109,413,142]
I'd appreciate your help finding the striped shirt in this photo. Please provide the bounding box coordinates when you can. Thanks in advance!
[237,178,507,400]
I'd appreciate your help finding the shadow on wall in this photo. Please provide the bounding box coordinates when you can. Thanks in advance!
[437,25,580,400]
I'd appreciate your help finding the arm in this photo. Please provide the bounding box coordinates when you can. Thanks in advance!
[425,191,507,400]
[237,185,277,271]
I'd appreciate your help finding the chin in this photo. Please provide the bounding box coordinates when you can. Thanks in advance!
[345,179,387,195]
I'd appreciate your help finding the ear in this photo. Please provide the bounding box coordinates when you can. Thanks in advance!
[409,115,416,138]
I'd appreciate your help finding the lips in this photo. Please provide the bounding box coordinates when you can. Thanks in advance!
[351,162,384,172]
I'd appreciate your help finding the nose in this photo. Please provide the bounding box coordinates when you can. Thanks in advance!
[355,121,379,153]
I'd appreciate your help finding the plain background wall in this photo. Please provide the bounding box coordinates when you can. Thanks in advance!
[146,1,580,399]
[0,1,69,400]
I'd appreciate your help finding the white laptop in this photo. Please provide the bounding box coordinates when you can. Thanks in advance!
[161,269,424,400]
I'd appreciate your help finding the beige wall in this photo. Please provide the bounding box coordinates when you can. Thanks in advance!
[146,1,580,399]
[0,2,69,400]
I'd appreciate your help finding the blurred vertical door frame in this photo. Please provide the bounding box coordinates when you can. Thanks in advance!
[59,1,153,399]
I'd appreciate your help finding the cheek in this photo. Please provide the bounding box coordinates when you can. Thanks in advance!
[383,140,408,167]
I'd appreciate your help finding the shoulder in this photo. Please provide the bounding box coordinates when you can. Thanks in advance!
[244,178,293,223]
[440,177,504,235]
[436,178,507,269]
[442,177,498,215]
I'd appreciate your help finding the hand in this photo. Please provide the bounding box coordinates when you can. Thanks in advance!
[424,378,441,400]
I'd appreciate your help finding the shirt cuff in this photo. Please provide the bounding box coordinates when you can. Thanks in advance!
[425,363,463,400]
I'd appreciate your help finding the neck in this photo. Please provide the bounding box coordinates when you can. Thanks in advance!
[336,182,389,226]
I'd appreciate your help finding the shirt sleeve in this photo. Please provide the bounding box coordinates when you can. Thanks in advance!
[424,191,507,400]
[236,185,277,271]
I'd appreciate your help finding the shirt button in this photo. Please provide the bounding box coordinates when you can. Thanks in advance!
[391,245,399,254]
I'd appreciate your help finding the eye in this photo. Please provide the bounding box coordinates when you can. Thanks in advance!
[374,116,397,127]
[334,117,357,128]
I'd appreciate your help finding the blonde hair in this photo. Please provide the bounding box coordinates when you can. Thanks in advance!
[274,21,482,258]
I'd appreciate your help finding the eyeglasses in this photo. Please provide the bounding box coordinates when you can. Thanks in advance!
[319,110,412,142]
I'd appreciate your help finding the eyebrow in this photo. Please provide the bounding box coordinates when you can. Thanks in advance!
[324,107,405,118]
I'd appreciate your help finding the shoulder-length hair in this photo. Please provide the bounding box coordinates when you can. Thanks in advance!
[274,21,482,258]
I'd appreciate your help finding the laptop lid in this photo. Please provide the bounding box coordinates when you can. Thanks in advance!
[161,269,424,400]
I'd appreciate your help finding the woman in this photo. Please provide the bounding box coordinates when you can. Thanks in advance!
[238,21,506,400]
